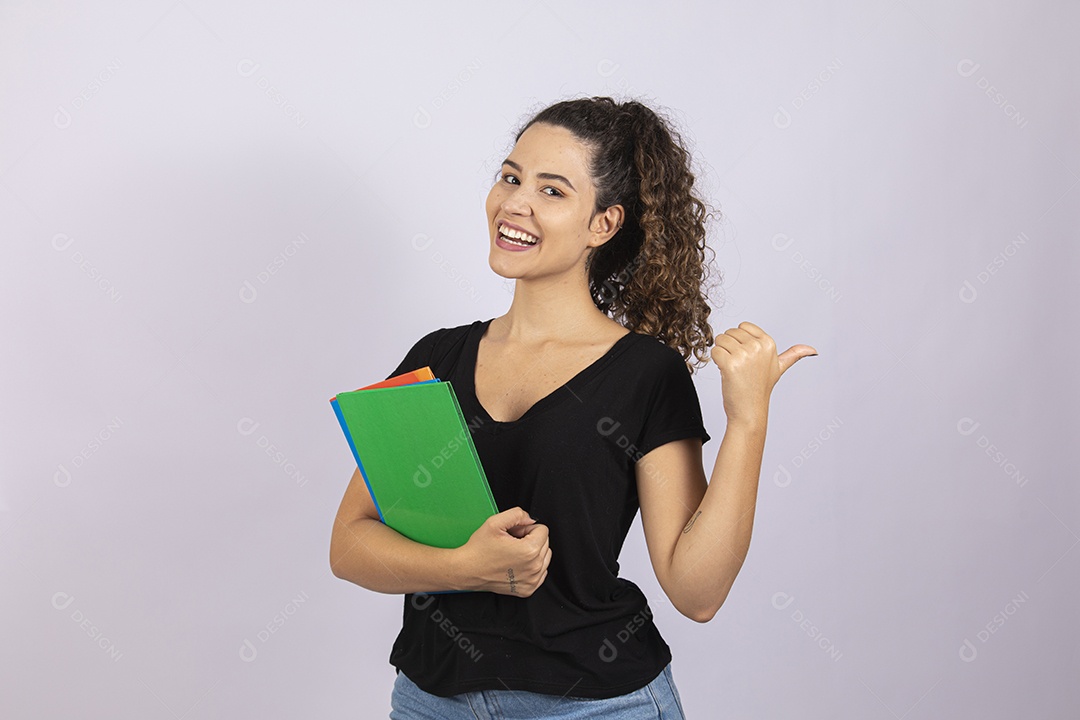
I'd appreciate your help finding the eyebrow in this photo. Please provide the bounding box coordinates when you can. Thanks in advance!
[501,159,576,192]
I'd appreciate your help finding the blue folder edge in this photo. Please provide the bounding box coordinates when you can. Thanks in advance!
[331,376,469,594]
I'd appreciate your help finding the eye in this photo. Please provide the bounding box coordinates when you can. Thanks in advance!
[500,172,519,185]
[543,186,563,197]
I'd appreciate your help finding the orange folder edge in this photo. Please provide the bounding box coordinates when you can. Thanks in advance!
[329,366,436,401]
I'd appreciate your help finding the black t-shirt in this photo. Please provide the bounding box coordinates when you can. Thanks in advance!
[381,317,711,699]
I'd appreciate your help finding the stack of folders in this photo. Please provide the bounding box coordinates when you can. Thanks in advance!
[330,367,499,556]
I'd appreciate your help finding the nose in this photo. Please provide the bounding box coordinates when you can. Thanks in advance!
[500,187,532,216]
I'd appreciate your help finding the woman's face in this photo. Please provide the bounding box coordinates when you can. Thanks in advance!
[485,122,620,282]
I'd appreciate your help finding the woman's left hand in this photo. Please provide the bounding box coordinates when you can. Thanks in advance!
[710,321,817,425]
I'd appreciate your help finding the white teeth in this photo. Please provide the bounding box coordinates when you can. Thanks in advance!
[499,224,539,245]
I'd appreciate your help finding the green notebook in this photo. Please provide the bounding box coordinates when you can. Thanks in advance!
[331,378,499,549]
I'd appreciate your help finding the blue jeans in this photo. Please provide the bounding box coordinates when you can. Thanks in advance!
[389,663,686,719]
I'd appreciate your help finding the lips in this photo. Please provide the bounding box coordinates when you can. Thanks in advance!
[497,220,540,246]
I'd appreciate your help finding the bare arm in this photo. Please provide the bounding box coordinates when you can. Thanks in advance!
[637,321,814,623]
[636,419,766,623]
[329,467,552,596]
[329,467,466,593]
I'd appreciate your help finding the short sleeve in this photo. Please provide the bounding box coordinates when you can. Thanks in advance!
[636,350,711,457]
[384,327,446,381]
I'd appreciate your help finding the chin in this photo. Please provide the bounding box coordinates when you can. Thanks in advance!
[488,257,520,279]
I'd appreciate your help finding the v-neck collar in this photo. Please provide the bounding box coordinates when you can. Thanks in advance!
[463,317,638,426]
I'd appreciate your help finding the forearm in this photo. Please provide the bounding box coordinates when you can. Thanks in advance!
[330,517,467,594]
[670,416,768,620]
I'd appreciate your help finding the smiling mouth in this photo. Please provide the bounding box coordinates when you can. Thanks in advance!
[497,222,540,247]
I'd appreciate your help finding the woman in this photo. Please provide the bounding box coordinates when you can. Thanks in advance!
[330,96,817,719]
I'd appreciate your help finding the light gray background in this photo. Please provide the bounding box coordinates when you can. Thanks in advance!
[2,1,1077,718]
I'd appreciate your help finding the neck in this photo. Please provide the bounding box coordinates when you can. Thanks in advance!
[496,269,610,344]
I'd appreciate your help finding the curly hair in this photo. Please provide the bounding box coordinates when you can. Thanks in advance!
[512,96,722,373]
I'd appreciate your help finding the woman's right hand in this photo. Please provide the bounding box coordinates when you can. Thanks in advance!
[454,507,551,597]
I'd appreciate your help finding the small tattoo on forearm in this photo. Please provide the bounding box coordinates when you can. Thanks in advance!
[683,511,702,534]
[507,567,518,594]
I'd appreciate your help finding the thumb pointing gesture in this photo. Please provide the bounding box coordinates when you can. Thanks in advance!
[710,321,817,423]
[777,343,819,377]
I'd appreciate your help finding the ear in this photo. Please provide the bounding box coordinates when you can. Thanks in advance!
[589,205,625,248]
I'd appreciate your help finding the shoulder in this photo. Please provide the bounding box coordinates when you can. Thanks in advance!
[623,334,703,412]
[406,318,486,362]
[624,331,691,374]
[416,318,483,347]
